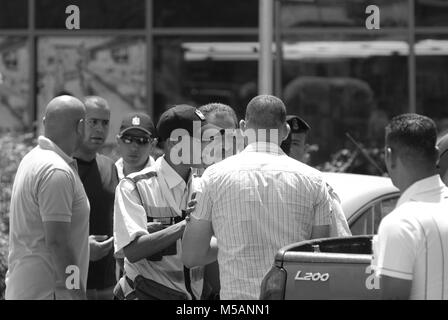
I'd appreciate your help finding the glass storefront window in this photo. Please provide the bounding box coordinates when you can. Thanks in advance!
[279,0,408,28]
[415,35,448,133]
[36,0,145,29]
[37,37,147,141]
[279,33,409,165]
[416,0,448,27]
[0,0,28,29]
[0,37,29,132]
[154,0,258,28]
[154,37,258,121]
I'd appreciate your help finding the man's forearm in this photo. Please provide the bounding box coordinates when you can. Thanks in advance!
[311,224,330,239]
[198,237,218,266]
[124,221,185,263]
[48,243,85,299]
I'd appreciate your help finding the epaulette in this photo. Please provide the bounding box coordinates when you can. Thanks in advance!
[326,182,341,203]
[127,171,158,184]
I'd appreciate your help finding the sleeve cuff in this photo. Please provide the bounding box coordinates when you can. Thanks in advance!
[41,214,71,223]
[190,212,211,221]
[375,267,413,281]
[115,230,148,254]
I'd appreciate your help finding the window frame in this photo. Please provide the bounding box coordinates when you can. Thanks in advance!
[348,192,400,235]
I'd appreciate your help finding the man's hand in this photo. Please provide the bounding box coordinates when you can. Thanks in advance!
[89,235,114,262]
[184,192,198,222]
[147,221,165,233]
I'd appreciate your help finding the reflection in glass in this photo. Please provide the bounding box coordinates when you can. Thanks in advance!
[37,37,146,141]
[154,0,258,27]
[0,0,28,29]
[280,34,409,165]
[280,0,408,28]
[415,36,448,133]
[351,207,374,236]
[0,37,29,132]
[416,0,448,26]
[36,0,145,29]
[154,38,258,122]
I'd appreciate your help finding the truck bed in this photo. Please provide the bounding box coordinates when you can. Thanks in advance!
[266,236,382,299]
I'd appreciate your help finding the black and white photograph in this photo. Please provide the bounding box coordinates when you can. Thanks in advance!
[0,0,447,307]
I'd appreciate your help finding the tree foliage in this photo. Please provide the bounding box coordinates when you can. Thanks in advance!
[0,133,35,300]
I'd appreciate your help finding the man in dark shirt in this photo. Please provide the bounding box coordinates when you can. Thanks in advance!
[74,96,118,299]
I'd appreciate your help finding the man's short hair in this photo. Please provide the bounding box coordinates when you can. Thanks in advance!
[199,103,238,127]
[385,113,438,163]
[245,95,286,129]
[83,96,109,110]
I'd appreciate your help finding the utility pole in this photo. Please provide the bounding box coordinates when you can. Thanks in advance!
[259,0,274,95]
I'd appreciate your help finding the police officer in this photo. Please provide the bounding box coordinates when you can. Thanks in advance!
[280,115,311,163]
[281,114,351,238]
[113,105,218,300]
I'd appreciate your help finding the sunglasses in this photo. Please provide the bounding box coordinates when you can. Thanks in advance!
[120,135,152,145]
[203,129,235,141]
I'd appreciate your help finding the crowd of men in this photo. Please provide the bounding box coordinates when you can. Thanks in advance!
[3,93,448,300]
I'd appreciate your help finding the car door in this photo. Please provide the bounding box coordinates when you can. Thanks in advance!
[349,194,399,235]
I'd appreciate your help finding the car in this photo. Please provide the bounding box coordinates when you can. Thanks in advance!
[260,173,400,300]
[322,172,400,235]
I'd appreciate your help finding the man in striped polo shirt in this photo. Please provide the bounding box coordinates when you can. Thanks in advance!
[182,95,333,300]
[113,104,218,300]
[371,113,448,300]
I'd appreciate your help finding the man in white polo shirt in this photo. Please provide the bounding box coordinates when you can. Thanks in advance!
[371,113,448,300]
[6,95,90,300]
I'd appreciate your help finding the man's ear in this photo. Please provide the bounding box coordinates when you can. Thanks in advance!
[282,123,291,142]
[76,118,85,136]
[239,119,246,131]
[151,137,158,148]
[385,146,397,169]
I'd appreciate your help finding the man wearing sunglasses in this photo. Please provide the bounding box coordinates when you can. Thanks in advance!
[115,113,158,180]
[73,96,118,300]
[114,113,158,278]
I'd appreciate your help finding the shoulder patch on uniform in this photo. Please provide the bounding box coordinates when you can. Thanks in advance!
[127,171,157,183]
[326,182,341,203]
[195,109,206,121]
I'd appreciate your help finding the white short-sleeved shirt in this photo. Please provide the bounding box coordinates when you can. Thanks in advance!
[326,184,351,237]
[6,136,90,300]
[192,142,333,300]
[115,156,155,180]
[372,175,448,300]
[113,156,203,299]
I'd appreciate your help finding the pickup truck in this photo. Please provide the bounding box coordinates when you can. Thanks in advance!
[259,235,382,299]
[258,173,399,300]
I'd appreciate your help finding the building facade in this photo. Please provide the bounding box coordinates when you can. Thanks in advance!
[1,0,447,164]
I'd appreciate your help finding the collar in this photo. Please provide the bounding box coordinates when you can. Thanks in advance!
[38,136,76,166]
[397,174,446,207]
[243,141,284,155]
[115,156,155,180]
[158,156,187,190]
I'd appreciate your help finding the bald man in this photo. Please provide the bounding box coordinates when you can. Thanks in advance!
[73,96,118,300]
[182,95,333,299]
[6,95,90,300]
